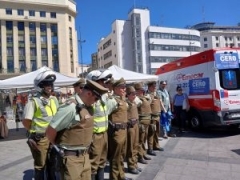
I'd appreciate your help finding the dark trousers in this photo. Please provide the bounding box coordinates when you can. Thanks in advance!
[174,106,187,130]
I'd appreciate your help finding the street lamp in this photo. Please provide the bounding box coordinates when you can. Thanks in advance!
[78,28,86,77]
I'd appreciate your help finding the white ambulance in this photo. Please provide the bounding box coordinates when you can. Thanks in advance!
[155,48,240,129]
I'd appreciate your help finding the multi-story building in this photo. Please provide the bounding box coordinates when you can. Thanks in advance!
[0,0,78,79]
[96,7,201,74]
[191,22,240,51]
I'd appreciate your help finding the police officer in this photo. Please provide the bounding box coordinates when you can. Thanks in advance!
[86,69,113,180]
[134,82,152,164]
[46,80,108,180]
[126,86,142,175]
[108,78,132,180]
[22,70,59,180]
[146,81,164,153]
[105,77,114,95]
[73,78,85,94]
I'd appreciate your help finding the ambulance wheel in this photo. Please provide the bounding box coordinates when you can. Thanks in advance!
[189,114,202,129]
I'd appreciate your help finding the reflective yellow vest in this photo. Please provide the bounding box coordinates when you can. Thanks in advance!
[29,97,58,133]
[93,101,108,133]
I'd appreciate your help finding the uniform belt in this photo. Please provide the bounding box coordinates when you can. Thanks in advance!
[111,122,128,129]
[129,119,138,122]
[31,132,46,137]
[64,149,88,156]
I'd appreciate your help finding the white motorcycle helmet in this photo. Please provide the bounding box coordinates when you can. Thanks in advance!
[34,70,56,93]
[86,69,112,82]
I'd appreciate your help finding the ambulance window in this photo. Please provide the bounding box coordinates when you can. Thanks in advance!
[220,70,240,89]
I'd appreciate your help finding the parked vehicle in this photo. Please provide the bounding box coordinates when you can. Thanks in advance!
[156,48,240,129]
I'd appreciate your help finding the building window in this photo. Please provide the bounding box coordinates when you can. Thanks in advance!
[216,43,219,47]
[52,49,58,57]
[29,10,35,16]
[30,48,36,56]
[41,36,47,44]
[41,48,47,56]
[203,37,207,42]
[18,9,24,16]
[238,43,240,47]
[19,60,26,72]
[225,37,228,41]
[69,16,71,22]
[42,60,48,66]
[19,47,25,56]
[18,22,24,31]
[29,22,36,32]
[30,36,36,44]
[237,37,240,41]
[40,11,46,17]
[40,23,47,32]
[225,43,228,47]
[51,24,57,33]
[215,36,219,41]
[6,21,13,30]
[7,35,13,43]
[18,35,24,43]
[50,12,56,18]
[204,44,208,48]
[229,37,232,41]
[6,8,12,15]
[7,60,14,73]
[7,47,13,56]
[31,60,37,71]
[52,36,58,45]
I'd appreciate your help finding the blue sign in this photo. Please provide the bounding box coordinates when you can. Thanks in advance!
[189,78,210,95]
[215,52,239,69]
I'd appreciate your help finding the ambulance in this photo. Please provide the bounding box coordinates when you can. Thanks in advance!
[155,48,240,129]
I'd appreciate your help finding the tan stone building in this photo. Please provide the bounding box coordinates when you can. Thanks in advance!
[0,0,78,79]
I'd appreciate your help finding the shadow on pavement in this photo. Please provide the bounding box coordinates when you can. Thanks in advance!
[232,149,240,156]
[0,128,27,142]
[176,126,240,139]
[23,169,34,180]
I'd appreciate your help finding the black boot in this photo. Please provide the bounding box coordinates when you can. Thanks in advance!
[34,169,44,180]
[96,168,104,180]
[91,174,96,180]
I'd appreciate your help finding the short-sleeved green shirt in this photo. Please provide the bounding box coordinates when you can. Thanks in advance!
[49,94,83,132]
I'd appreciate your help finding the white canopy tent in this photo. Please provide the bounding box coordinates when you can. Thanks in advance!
[0,66,79,90]
[108,65,158,83]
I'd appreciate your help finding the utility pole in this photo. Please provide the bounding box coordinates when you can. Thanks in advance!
[78,27,86,77]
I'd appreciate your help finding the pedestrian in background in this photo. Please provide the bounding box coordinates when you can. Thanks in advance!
[172,86,189,132]
[157,81,175,139]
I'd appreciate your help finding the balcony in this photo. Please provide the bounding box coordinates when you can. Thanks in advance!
[30,56,37,60]
[41,56,48,60]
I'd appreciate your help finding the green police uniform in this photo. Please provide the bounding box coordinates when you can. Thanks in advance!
[126,86,140,173]
[147,81,162,152]
[134,83,152,162]
[24,95,59,174]
[89,93,110,178]
[49,80,108,180]
[108,78,129,180]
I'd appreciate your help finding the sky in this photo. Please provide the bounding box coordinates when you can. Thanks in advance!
[76,0,240,65]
